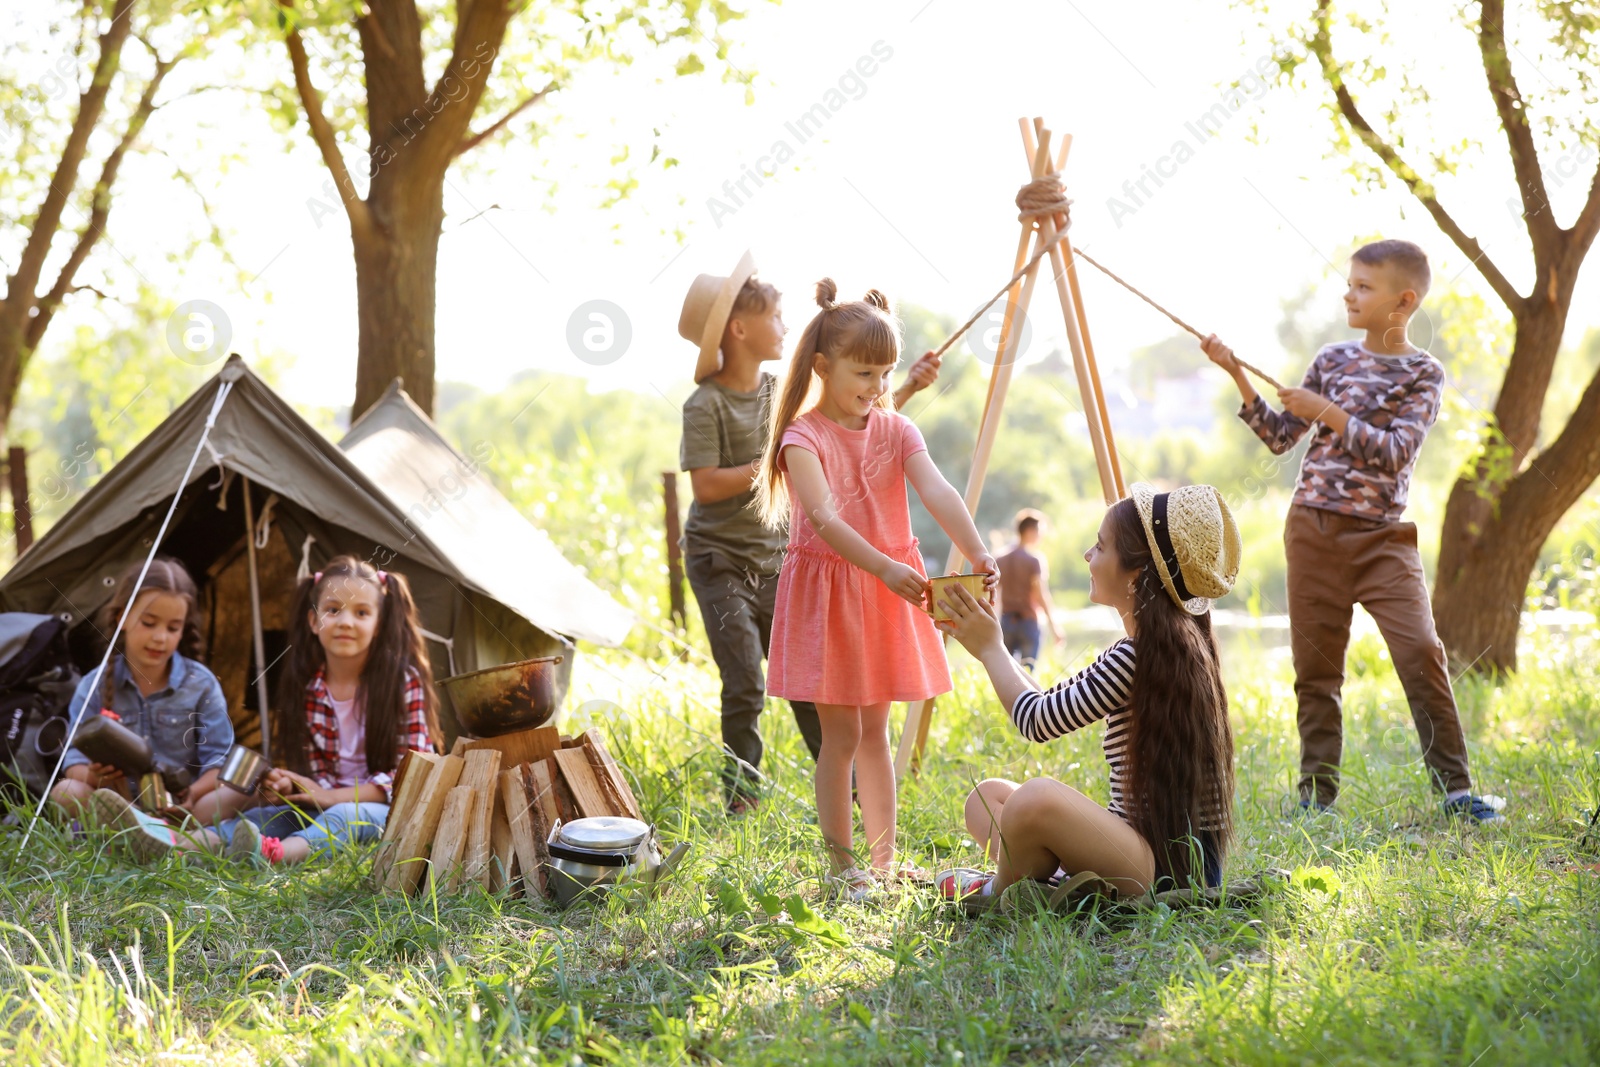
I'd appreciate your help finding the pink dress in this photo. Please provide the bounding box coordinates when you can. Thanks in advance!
[767,407,952,705]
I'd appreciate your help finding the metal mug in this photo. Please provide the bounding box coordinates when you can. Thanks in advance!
[136,772,173,812]
[219,744,268,795]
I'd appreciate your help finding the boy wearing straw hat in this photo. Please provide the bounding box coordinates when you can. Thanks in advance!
[1201,239,1503,824]
[679,251,940,812]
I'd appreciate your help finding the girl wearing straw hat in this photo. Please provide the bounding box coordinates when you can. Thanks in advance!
[931,485,1242,908]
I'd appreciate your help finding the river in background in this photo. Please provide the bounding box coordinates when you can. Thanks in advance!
[963,606,1598,675]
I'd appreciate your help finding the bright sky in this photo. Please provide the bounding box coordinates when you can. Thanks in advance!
[28,0,1600,417]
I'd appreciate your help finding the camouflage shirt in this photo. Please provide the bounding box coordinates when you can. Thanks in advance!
[1239,341,1444,522]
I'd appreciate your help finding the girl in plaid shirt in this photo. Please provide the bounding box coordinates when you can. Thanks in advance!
[196,556,441,865]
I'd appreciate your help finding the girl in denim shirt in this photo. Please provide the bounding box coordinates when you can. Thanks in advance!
[53,558,243,846]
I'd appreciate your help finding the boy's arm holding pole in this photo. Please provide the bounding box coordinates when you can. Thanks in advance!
[1201,335,1352,450]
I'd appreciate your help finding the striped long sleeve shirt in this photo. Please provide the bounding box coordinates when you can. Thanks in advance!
[1010,639,1139,819]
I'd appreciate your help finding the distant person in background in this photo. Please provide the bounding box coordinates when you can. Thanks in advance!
[996,509,1062,670]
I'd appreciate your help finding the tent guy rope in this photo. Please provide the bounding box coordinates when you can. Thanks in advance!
[20,378,236,849]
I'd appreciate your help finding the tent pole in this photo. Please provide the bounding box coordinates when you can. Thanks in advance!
[242,475,273,761]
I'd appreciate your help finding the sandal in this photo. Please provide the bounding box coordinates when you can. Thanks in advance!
[828,866,881,904]
[889,862,932,884]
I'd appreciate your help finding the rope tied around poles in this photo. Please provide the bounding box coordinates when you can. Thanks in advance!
[1015,170,1073,223]
[927,171,1286,394]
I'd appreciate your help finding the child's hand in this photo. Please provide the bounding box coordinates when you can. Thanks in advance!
[1278,387,1332,422]
[971,554,1000,596]
[934,583,1003,654]
[86,762,124,788]
[1200,334,1241,375]
[265,768,323,807]
[876,560,930,605]
[904,350,941,393]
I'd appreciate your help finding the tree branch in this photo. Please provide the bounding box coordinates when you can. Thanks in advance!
[27,53,177,350]
[1572,156,1600,256]
[407,0,514,169]
[5,0,136,312]
[1309,0,1523,313]
[455,81,555,157]
[1477,0,1561,256]
[278,0,373,240]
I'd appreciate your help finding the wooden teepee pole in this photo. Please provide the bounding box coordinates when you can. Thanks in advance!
[894,121,1056,782]
[896,118,1128,777]
[1026,125,1120,504]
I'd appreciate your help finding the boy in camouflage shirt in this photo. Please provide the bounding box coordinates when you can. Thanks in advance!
[1202,239,1502,823]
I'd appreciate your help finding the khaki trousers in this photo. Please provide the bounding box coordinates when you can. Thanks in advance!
[1284,505,1473,806]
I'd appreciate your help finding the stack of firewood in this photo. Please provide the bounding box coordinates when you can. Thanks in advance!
[371,724,641,899]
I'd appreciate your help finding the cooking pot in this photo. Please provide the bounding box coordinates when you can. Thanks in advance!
[543,816,688,907]
[437,656,563,738]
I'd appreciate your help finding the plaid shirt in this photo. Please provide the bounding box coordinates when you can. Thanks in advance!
[303,666,432,802]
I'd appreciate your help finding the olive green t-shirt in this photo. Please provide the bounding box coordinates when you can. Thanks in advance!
[680,373,787,576]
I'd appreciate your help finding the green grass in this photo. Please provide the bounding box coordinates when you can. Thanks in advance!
[3,629,1599,1066]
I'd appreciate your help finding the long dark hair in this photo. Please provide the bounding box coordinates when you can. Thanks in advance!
[1107,498,1235,885]
[275,555,440,776]
[98,556,204,710]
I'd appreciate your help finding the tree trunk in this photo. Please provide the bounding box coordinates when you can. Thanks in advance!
[351,180,443,419]
[1433,298,1600,672]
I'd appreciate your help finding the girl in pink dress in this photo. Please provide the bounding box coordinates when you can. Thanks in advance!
[758,279,997,900]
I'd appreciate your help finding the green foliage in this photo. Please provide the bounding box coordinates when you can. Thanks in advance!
[434,372,692,656]
[236,0,767,194]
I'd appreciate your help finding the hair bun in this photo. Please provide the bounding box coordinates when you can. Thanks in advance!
[814,278,839,310]
[862,288,890,311]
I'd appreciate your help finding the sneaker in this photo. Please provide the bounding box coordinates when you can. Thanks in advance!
[828,866,882,903]
[935,867,998,913]
[1296,798,1333,816]
[227,817,264,863]
[1444,794,1506,825]
[87,788,177,864]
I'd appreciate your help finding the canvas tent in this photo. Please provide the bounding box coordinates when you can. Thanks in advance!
[0,355,633,752]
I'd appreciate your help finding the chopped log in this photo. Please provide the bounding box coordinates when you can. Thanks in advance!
[488,788,516,893]
[521,758,560,895]
[527,759,560,826]
[457,749,502,888]
[450,736,470,756]
[430,786,475,893]
[502,766,549,899]
[579,728,642,820]
[381,754,464,894]
[545,754,579,824]
[372,750,440,885]
[459,725,560,768]
[552,747,614,819]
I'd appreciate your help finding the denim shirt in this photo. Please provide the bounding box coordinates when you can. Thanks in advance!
[60,652,233,778]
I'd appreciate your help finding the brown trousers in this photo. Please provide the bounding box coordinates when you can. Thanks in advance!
[1284,505,1473,806]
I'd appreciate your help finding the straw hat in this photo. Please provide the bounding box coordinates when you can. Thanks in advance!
[679,250,759,383]
[1129,482,1241,616]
